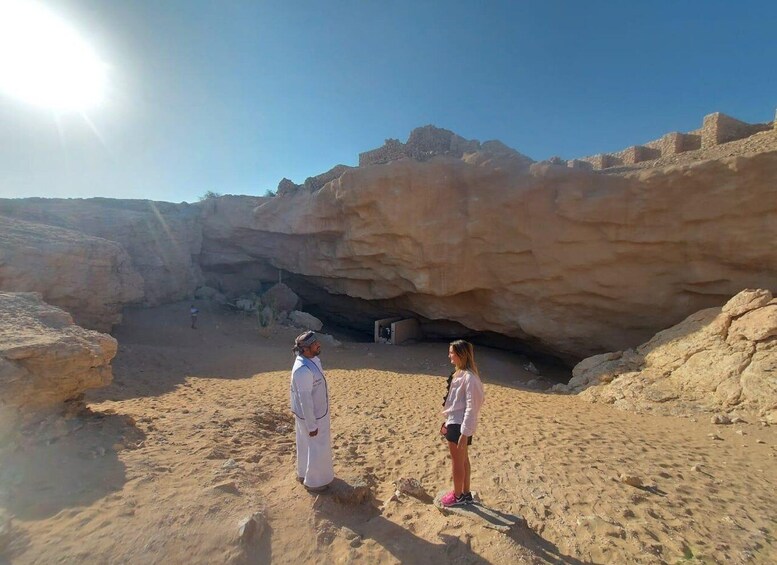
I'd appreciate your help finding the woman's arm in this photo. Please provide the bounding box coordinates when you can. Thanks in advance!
[460,372,484,437]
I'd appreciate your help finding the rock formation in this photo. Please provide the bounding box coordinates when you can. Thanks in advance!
[0,215,143,331]
[0,198,203,305]
[0,121,774,363]
[198,195,280,297]
[0,293,118,439]
[555,289,777,422]
[247,137,777,359]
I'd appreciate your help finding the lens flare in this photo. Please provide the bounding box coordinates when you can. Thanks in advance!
[0,0,107,111]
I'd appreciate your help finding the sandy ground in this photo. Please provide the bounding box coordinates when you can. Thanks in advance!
[2,301,776,564]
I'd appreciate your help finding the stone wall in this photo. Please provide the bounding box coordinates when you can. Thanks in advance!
[303,164,354,192]
[359,139,410,166]
[644,132,701,157]
[614,145,662,165]
[276,165,354,196]
[571,110,774,170]
[699,112,772,148]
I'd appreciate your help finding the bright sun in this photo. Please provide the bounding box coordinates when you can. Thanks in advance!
[0,0,107,111]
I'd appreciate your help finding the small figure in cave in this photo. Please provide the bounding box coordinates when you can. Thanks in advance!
[381,325,392,343]
[190,305,199,329]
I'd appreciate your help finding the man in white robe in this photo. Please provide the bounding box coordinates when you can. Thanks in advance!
[290,331,334,492]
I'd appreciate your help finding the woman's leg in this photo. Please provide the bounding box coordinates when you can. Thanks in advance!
[463,452,471,494]
[448,441,464,496]
[448,441,467,495]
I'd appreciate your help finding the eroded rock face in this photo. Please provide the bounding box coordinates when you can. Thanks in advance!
[0,198,203,305]
[199,195,279,297]
[0,215,143,331]
[560,290,777,421]
[1,131,775,362]
[248,149,777,359]
[0,293,118,437]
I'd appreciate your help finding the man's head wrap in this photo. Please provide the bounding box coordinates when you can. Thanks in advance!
[295,330,318,348]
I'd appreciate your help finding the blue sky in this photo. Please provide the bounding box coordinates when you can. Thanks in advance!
[0,0,775,203]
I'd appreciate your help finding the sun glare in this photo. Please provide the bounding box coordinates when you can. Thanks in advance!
[0,0,107,111]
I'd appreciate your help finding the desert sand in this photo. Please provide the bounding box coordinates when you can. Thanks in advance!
[2,301,776,564]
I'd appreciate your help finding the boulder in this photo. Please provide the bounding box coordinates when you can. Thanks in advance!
[0,293,117,438]
[316,333,342,348]
[237,510,267,544]
[235,298,260,312]
[329,477,372,505]
[570,289,777,421]
[195,286,220,299]
[261,283,299,314]
[0,215,143,331]
[289,311,323,331]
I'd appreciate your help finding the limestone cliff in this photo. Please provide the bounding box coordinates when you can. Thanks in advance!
[1,127,775,363]
[0,215,143,331]
[248,146,777,359]
[0,198,203,305]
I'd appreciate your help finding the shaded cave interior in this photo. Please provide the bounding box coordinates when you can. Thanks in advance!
[201,263,573,381]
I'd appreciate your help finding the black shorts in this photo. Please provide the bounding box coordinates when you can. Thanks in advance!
[444,423,473,445]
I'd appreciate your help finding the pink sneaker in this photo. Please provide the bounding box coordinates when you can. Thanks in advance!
[441,491,466,507]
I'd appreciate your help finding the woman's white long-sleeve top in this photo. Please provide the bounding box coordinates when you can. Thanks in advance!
[442,369,485,437]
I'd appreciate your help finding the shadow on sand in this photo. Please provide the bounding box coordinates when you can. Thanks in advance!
[312,489,591,564]
[1,410,143,521]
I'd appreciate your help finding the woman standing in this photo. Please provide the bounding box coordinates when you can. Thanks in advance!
[440,340,485,507]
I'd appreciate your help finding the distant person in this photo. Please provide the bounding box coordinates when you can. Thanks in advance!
[439,340,485,507]
[190,305,199,329]
[290,331,334,492]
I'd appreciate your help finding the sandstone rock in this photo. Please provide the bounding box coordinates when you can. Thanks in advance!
[237,510,267,544]
[195,286,220,300]
[3,128,776,364]
[340,526,360,542]
[0,215,143,331]
[211,480,240,494]
[316,333,342,348]
[0,293,117,438]
[728,305,777,342]
[394,477,428,499]
[712,414,732,425]
[329,478,372,505]
[0,508,13,552]
[289,311,323,331]
[246,141,777,360]
[276,178,300,197]
[0,198,203,306]
[235,298,260,312]
[721,289,772,317]
[261,283,299,314]
[524,362,540,375]
[258,306,274,328]
[576,290,777,420]
[619,474,643,488]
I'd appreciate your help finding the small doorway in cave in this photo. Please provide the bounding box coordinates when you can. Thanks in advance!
[374,317,422,345]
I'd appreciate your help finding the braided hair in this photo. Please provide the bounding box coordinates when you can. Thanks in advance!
[442,370,456,406]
